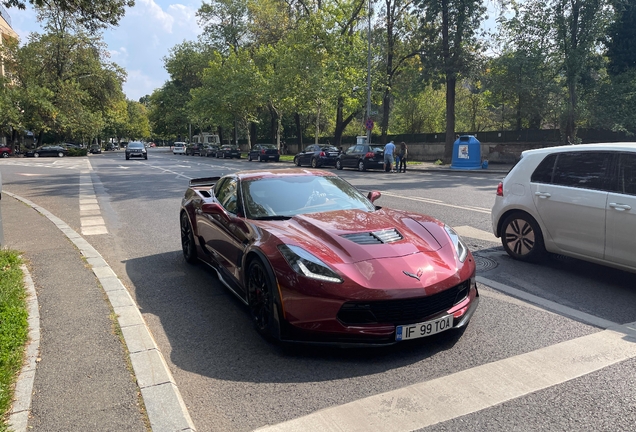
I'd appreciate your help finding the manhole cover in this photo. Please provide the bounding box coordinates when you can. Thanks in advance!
[474,255,498,272]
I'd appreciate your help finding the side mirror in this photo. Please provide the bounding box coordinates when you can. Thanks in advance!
[367,191,381,203]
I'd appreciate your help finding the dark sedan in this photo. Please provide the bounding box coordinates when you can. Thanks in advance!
[336,144,386,171]
[180,169,478,345]
[185,143,202,156]
[25,146,68,158]
[216,145,241,159]
[294,144,340,168]
[125,141,147,160]
[200,144,220,157]
[248,144,279,162]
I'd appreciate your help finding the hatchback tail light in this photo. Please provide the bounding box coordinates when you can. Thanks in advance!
[261,149,266,154]
[319,151,325,157]
[496,182,503,196]
[365,152,374,158]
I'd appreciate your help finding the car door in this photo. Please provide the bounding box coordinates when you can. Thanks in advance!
[343,145,362,167]
[604,152,636,268]
[531,151,612,259]
[197,178,249,289]
[300,145,315,165]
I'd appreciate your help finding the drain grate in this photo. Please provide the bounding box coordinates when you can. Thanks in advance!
[474,255,498,272]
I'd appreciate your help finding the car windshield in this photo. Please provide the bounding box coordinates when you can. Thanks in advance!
[242,175,375,219]
[321,146,339,152]
[370,146,385,152]
[128,142,144,149]
[259,144,277,149]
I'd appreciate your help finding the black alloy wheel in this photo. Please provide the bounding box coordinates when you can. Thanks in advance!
[501,212,546,262]
[180,212,198,264]
[34,153,40,158]
[294,156,300,166]
[247,259,276,338]
[1,152,9,158]
[311,158,318,168]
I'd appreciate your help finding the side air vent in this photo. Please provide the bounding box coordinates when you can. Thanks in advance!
[342,228,403,245]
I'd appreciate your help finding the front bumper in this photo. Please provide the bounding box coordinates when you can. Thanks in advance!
[127,152,146,158]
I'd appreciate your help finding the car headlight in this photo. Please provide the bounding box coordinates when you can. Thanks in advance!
[444,225,469,263]
[278,244,343,283]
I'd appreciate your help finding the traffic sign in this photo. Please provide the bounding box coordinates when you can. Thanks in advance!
[365,119,374,130]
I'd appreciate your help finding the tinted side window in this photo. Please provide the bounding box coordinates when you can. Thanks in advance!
[617,153,636,196]
[531,154,557,183]
[345,146,357,154]
[552,151,613,190]
[217,178,238,214]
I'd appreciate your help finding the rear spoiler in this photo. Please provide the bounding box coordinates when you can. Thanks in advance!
[189,176,221,187]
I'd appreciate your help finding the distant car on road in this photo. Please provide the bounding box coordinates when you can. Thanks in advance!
[217,145,241,159]
[89,144,102,154]
[200,143,220,157]
[25,146,68,158]
[125,141,147,160]
[248,144,279,162]
[173,142,186,155]
[185,143,202,156]
[492,142,636,273]
[294,144,340,168]
[0,145,13,158]
[336,144,386,171]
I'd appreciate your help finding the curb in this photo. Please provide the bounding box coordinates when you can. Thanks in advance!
[4,191,196,432]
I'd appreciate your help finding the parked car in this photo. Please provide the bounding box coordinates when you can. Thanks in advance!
[294,144,340,168]
[247,144,279,162]
[336,144,386,171]
[25,146,68,158]
[492,143,636,273]
[173,142,186,155]
[185,143,202,156]
[125,141,147,160]
[89,144,102,154]
[180,169,478,344]
[148,142,157,148]
[216,144,241,159]
[0,146,13,158]
[200,143,220,157]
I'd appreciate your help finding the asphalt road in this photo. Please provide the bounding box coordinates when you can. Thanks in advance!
[1,148,635,432]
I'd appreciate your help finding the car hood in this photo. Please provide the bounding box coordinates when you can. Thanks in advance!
[254,208,451,265]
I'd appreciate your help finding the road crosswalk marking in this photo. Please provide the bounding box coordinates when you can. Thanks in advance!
[254,324,636,432]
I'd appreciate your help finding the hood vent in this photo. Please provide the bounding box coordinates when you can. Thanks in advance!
[342,228,403,245]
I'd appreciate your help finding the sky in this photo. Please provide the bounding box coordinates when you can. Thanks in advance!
[5,0,500,103]
[6,0,204,101]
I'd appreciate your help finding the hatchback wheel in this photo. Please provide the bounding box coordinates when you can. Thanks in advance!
[294,156,300,166]
[357,160,366,171]
[257,155,262,162]
[501,212,546,262]
[336,159,343,170]
[34,153,40,158]
[1,152,9,158]
[311,158,318,168]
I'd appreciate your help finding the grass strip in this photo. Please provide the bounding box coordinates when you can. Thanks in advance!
[0,250,27,431]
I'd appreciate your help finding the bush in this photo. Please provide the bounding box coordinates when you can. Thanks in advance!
[67,148,88,157]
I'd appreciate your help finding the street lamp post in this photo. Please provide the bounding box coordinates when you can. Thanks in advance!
[366,0,372,145]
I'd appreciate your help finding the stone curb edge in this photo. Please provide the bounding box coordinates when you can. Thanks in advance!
[4,191,196,432]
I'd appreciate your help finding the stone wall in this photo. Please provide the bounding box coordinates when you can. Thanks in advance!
[404,141,562,163]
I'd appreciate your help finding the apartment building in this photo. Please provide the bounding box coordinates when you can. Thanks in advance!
[0,4,17,77]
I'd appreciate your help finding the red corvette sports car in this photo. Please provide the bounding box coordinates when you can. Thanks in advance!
[180,169,479,345]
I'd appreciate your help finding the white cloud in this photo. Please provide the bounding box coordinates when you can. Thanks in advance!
[123,69,167,101]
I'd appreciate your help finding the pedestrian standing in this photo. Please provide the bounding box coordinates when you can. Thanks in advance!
[398,142,408,172]
[384,141,396,173]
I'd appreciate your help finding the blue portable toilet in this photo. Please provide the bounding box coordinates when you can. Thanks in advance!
[450,135,481,170]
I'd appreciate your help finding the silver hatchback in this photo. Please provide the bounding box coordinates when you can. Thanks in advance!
[491,143,636,273]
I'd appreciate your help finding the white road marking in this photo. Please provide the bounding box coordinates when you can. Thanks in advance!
[453,225,498,242]
[477,276,618,329]
[80,162,108,236]
[254,325,636,432]
[380,191,491,214]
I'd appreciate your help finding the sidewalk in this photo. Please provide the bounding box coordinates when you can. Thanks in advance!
[2,193,194,432]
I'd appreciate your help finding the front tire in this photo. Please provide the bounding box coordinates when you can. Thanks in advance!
[336,159,343,170]
[501,212,546,262]
[34,153,40,158]
[247,259,277,339]
[180,211,197,264]
[1,152,9,158]
[311,158,318,168]
[294,156,300,166]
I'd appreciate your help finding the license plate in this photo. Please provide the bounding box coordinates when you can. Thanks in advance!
[395,315,453,341]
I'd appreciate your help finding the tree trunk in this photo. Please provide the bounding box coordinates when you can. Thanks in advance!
[295,112,303,147]
[444,75,456,164]
[381,0,395,143]
[334,96,359,146]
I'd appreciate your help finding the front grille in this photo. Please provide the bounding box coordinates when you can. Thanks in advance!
[341,229,403,245]
[337,280,470,325]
